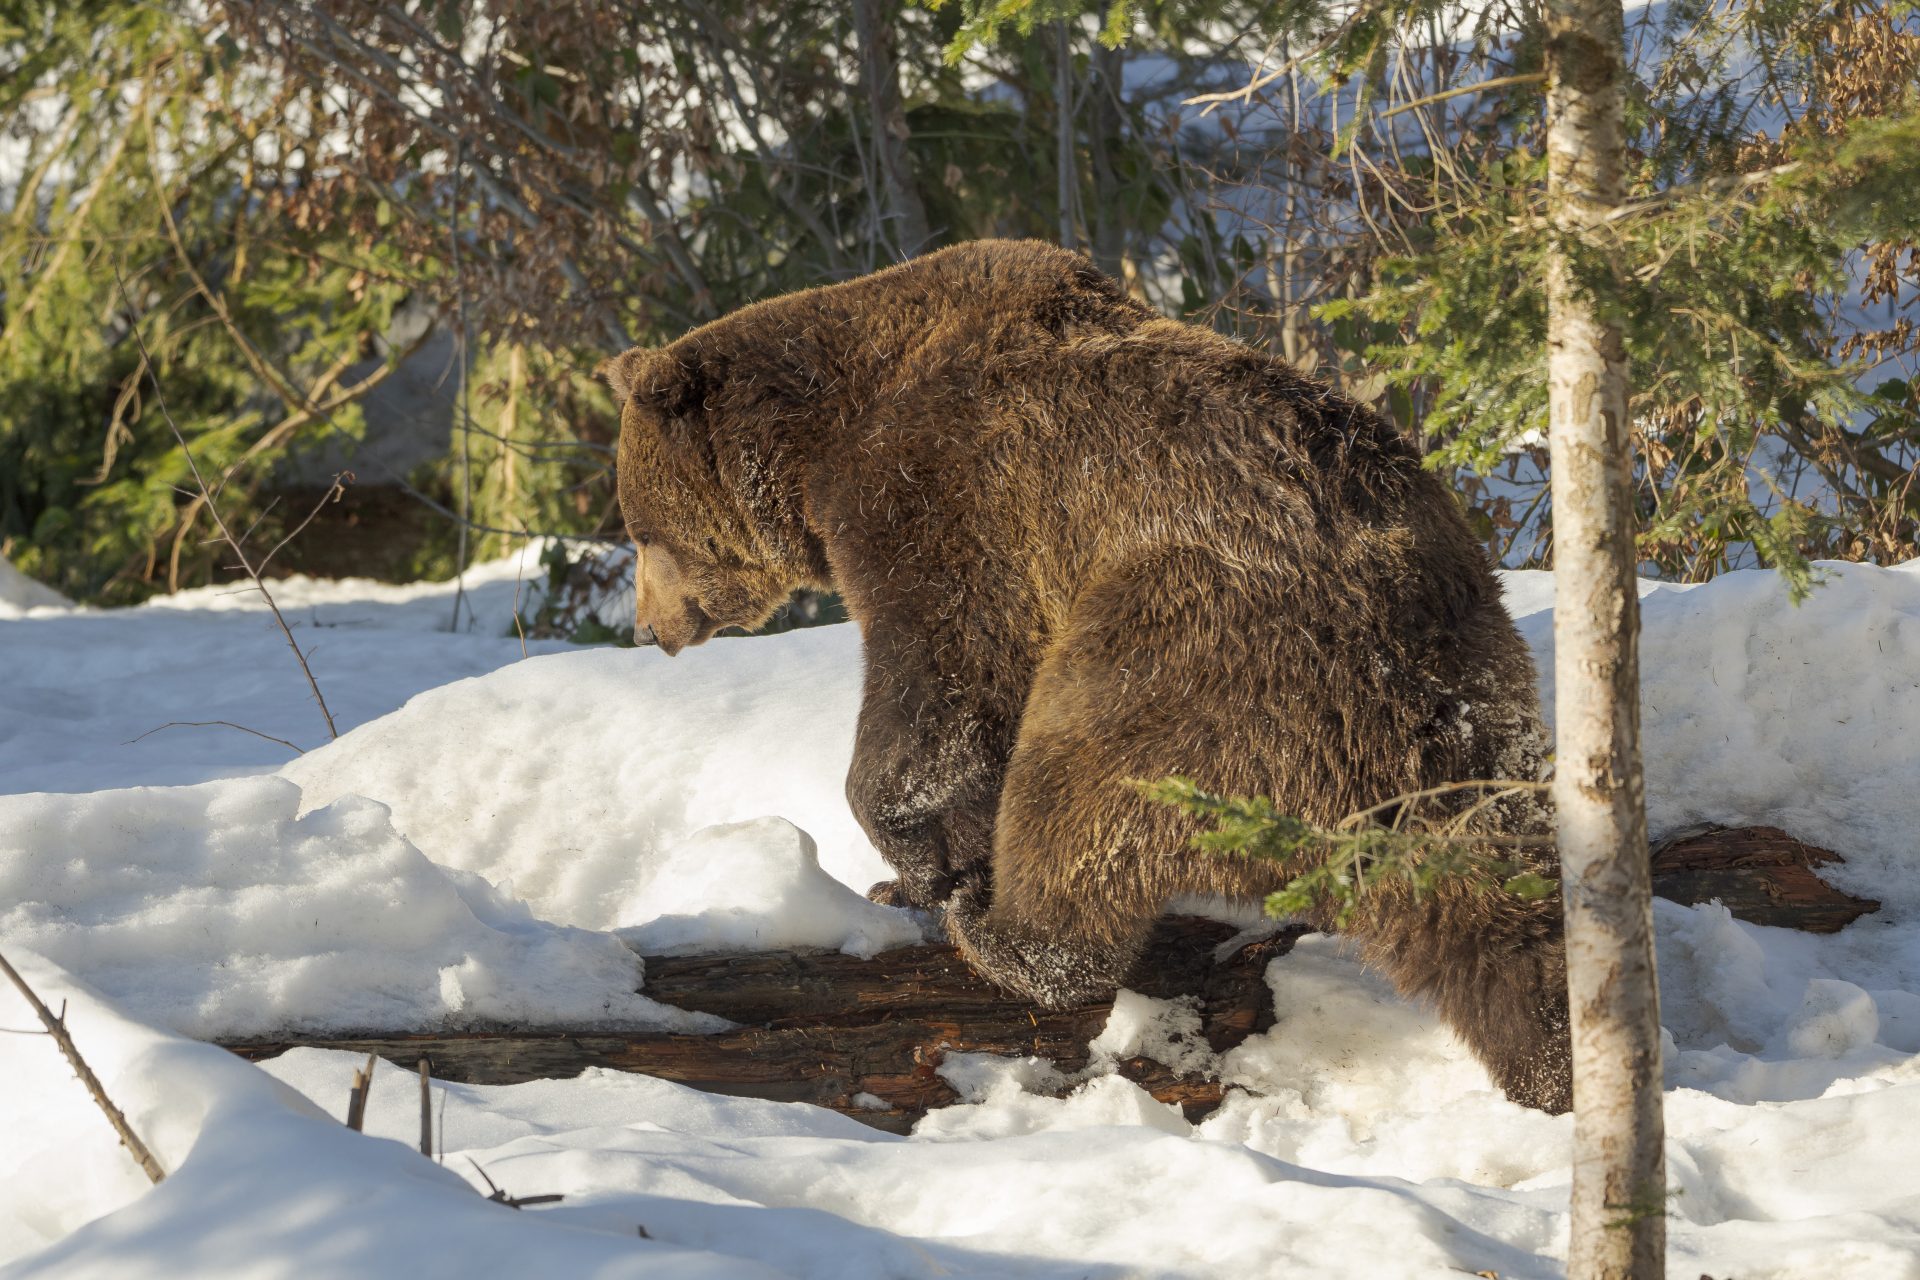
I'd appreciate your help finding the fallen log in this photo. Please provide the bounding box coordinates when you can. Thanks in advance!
[226,916,1299,1134]
[223,826,1875,1132]
[1649,824,1879,932]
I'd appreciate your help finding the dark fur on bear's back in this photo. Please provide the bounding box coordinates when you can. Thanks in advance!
[601,240,1571,1112]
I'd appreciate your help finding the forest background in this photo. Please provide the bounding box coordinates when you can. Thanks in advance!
[3,0,1915,626]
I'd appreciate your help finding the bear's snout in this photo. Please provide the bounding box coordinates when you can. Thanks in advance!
[648,599,717,656]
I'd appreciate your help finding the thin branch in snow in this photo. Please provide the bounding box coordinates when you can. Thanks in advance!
[511,532,531,661]
[112,268,339,741]
[467,1157,564,1209]
[123,721,304,755]
[0,950,166,1185]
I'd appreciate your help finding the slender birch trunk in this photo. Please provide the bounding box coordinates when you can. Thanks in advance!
[1544,0,1666,1275]
[851,0,933,259]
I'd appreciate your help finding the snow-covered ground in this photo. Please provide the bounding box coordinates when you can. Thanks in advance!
[4,551,1920,1278]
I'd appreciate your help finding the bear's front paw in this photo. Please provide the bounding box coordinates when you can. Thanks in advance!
[867,866,964,912]
[945,891,1120,1012]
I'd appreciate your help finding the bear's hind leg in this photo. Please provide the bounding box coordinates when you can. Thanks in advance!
[1354,883,1573,1113]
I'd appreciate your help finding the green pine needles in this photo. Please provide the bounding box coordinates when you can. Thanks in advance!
[1136,777,1558,928]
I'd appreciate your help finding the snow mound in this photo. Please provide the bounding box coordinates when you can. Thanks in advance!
[0,777,710,1038]
[0,558,69,617]
[614,817,927,958]
[280,627,884,930]
[142,543,550,632]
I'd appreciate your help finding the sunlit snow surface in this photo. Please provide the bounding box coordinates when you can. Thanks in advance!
[3,550,1920,1278]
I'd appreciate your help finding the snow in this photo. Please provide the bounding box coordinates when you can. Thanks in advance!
[278,625,887,929]
[0,955,772,1280]
[611,818,927,959]
[3,551,1920,1277]
[0,557,71,616]
[0,777,715,1039]
[0,548,574,795]
[1505,561,1920,912]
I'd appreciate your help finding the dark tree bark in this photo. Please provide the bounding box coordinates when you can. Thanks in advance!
[1087,41,1126,280]
[852,0,933,259]
[228,918,1299,1134]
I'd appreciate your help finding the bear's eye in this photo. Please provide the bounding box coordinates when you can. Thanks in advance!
[636,533,652,548]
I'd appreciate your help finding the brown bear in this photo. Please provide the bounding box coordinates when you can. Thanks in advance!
[598,239,1571,1112]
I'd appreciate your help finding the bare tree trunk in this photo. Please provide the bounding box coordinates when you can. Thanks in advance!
[1087,41,1125,278]
[1055,20,1075,250]
[851,0,932,259]
[1545,0,1666,1275]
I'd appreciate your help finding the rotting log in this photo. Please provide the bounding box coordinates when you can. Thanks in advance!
[226,917,1302,1134]
[1649,824,1878,933]
[222,827,1876,1132]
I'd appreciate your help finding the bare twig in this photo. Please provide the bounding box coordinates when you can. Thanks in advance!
[511,533,531,660]
[0,950,166,1184]
[1184,1,1389,114]
[448,139,473,635]
[344,1052,377,1131]
[1336,778,1553,836]
[465,1157,565,1209]
[113,269,339,741]
[162,346,359,592]
[418,1058,433,1158]
[467,1157,500,1196]
[1378,72,1547,119]
[123,720,303,755]
[256,472,353,579]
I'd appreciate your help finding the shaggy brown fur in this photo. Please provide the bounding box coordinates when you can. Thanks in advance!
[599,240,1572,1112]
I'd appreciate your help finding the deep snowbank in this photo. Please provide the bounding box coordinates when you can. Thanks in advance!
[281,623,885,926]
[6,948,1919,1279]
[1507,560,1920,911]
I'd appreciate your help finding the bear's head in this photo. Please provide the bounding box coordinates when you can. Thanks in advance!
[597,345,803,655]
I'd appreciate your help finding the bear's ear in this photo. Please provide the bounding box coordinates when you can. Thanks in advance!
[595,348,653,405]
[596,347,707,421]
